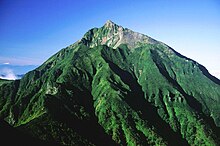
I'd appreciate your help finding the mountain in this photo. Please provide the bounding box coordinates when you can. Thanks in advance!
[0,20,219,146]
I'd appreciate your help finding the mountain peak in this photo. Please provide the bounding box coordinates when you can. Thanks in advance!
[104,20,117,28]
[82,21,158,49]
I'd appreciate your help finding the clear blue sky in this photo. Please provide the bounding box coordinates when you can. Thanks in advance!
[0,0,220,78]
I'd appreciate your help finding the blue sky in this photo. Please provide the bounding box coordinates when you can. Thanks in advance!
[0,0,220,78]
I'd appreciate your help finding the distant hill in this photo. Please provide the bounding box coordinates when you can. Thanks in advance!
[0,20,219,146]
[0,74,24,79]
[0,65,37,80]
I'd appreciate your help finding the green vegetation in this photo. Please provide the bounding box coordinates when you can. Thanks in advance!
[0,20,219,146]
[0,79,12,86]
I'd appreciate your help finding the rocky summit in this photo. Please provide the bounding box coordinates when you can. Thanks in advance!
[0,20,220,146]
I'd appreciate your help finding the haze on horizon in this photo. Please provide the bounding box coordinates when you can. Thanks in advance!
[0,0,220,79]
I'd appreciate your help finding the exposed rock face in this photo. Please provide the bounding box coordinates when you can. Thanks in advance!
[0,20,219,146]
[82,20,158,49]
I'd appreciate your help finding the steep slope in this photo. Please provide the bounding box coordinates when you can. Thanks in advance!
[0,20,219,146]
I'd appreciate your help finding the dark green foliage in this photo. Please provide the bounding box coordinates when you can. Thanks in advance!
[0,119,62,146]
[0,21,219,146]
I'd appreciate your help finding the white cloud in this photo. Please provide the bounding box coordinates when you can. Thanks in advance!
[0,68,17,80]
[3,62,10,65]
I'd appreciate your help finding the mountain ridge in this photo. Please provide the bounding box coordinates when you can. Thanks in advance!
[0,20,219,146]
